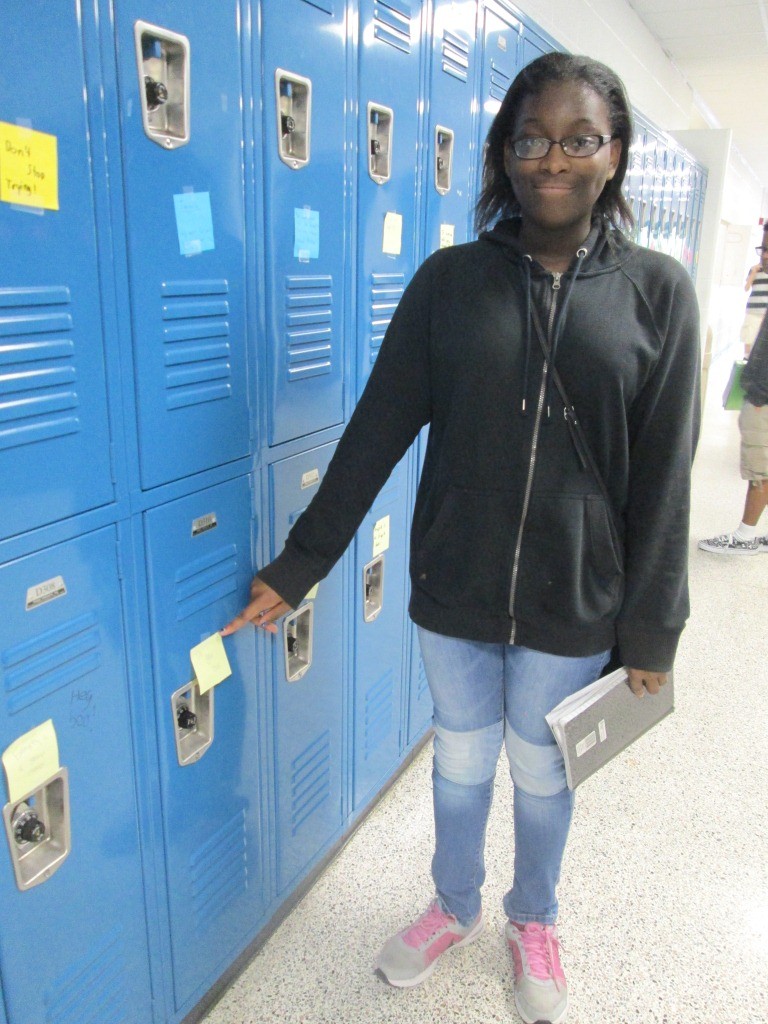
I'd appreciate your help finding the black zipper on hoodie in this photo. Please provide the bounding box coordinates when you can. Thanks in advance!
[508,272,561,643]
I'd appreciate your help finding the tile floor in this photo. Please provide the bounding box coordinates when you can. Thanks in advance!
[201,351,768,1024]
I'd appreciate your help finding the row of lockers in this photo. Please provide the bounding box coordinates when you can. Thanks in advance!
[1,2,708,1024]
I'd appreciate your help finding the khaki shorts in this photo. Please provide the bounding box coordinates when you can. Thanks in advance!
[739,400,768,481]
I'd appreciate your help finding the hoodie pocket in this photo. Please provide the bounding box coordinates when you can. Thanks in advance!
[414,486,513,611]
[516,492,624,625]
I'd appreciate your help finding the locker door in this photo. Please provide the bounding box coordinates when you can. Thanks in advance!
[0,4,114,541]
[269,445,345,893]
[476,2,522,161]
[519,20,557,69]
[112,1,251,490]
[423,0,478,255]
[143,475,265,1011]
[351,456,409,811]
[357,0,424,396]
[261,0,349,445]
[0,529,152,1024]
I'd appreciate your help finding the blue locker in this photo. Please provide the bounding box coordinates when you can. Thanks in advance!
[0,5,115,542]
[422,0,479,255]
[143,475,266,1013]
[519,19,558,69]
[476,1,522,154]
[0,529,152,1024]
[268,444,345,893]
[351,456,409,810]
[261,0,349,446]
[112,1,252,490]
[356,0,424,397]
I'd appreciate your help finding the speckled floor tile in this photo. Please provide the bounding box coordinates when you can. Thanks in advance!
[200,350,768,1024]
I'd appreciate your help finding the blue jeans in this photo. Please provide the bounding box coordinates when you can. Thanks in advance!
[418,627,610,927]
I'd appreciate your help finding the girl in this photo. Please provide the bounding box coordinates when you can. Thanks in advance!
[223,52,700,1024]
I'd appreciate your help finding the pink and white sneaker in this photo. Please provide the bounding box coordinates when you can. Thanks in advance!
[376,899,484,988]
[506,921,568,1024]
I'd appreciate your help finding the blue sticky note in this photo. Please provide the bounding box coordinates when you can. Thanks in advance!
[294,207,320,260]
[174,191,215,256]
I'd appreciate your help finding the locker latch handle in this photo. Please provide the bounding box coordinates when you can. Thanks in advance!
[368,103,394,184]
[363,554,385,622]
[283,603,314,682]
[435,126,454,195]
[134,20,191,149]
[171,681,214,765]
[276,69,312,169]
[3,769,71,891]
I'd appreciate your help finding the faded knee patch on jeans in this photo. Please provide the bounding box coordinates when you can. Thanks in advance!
[504,722,567,798]
[433,721,503,786]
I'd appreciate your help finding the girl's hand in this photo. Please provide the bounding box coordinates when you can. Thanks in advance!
[220,577,292,636]
[627,667,668,697]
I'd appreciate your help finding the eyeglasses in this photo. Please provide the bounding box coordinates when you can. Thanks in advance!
[755,246,768,255]
[509,134,614,160]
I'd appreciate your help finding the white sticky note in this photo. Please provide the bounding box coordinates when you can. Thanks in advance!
[190,633,232,695]
[373,515,390,558]
[2,720,60,803]
[383,211,403,255]
[439,223,455,248]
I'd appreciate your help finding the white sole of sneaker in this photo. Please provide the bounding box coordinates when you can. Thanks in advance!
[514,990,568,1024]
[697,545,759,555]
[376,915,485,989]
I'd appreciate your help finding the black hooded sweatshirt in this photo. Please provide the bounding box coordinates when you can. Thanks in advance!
[260,218,701,672]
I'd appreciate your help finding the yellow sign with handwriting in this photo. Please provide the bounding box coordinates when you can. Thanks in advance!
[0,122,59,211]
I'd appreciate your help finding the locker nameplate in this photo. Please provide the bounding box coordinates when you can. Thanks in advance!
[301,469,320,489]
[25,576,67,611]
[191,512,218,536]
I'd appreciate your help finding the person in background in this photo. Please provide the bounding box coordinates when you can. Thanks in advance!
[699,308,768,555]
[222,52,700,1024]
[741,235,768,357]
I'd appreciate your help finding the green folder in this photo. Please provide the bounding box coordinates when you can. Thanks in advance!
[722,360,747,410]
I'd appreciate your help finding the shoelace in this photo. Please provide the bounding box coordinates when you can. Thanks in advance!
[405,902,453,947]
[517,924,564,989]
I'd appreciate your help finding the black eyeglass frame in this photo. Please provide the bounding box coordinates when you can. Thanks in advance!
[509,133,615,160]
[755,246,768,255]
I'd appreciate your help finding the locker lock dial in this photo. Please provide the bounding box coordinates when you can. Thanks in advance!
[12,805,46,846]
[144,76,168,111]
[176,703,197,731]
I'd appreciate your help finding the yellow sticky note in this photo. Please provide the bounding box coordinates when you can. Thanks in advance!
[2,720,60,803]
[305,584,319,601]
[190,633,232,695]
[0,122,59,211]
[440,223,455,249]
[382,211,403,256]
[373,514,390,557]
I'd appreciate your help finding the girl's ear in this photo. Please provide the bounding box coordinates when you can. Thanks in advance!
[605,137,622,181]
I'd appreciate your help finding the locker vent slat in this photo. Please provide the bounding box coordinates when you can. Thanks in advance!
[2,613,100,715]
[364,669,394,758]
[0,286,80,451]
[442,29,469,83]
[161,280,232,410]
[45,929,128,1024]
[489,60,511,103]
[291,730,331,834]
[284,275,334,381]
[369,273,405,364]
[174,545,239,621]
[373,0,412,53]
[189,810,248,929]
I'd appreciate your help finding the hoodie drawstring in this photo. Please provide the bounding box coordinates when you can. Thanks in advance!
[521,255,533,414]
[526,246,589,419]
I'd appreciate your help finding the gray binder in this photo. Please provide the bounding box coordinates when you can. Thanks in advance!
[546,667,674,789]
